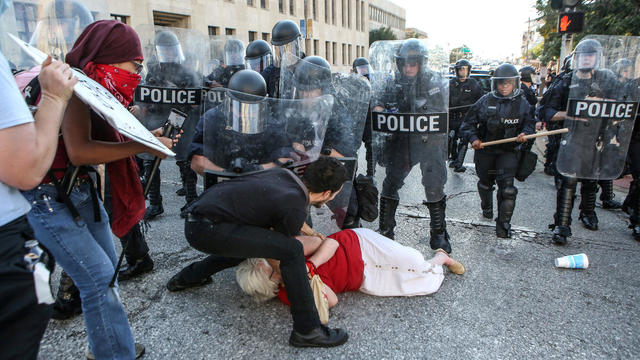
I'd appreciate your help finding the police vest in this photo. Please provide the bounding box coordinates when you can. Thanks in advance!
[484,95,523,148]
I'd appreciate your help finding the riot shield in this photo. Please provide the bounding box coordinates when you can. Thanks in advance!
[278,54,372,226]
[556,35,640,180]
[204,35,246,89]
[201,88,333,185]
[1,0,107,70]
[133,25,208,162]
[368,39,449,205]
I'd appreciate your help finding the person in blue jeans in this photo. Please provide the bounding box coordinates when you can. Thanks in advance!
[22,20,174,359]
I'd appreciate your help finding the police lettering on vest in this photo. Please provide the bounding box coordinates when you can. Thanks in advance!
[372,111,447,134]
[135,85,202,105]
[568,99,639,120]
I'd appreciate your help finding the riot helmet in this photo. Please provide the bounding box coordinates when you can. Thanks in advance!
[271,20,302,67]
[611,58,633,81]
[395,39,428,78]
[572,38,603,72]
[224,38,245,67]
[352,57,372,78]
[519,65,536,84]
[292,56,332,99]
[245,39,273,72]
[561,53,572,72]
[155,30,185,64]
[454,59,472,80]
[491,63,521,99]
[28,0,94,60]
[226,70,268,134]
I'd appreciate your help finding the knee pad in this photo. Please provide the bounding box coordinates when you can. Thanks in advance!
[478,181,494,192]
[500,186,518,200]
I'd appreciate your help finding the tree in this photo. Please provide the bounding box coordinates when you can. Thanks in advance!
[369,26,397,46]
[536,0,640,65]
[449,45,473,64]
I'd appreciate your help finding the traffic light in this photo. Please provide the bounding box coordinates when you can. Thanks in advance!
[551,0,582,10]
[557,12,585,33]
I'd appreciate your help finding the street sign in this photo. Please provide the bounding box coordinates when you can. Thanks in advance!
[557,12,585,34]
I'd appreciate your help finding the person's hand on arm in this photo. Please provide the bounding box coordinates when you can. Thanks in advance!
[307,237,339,269]
[190,154,225,176]
[295,235,323,256]
[0,56,77,189]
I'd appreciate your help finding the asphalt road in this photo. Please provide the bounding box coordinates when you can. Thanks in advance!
[38,139,640,359]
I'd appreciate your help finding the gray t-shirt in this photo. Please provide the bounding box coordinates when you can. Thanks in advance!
[0,51,33,226]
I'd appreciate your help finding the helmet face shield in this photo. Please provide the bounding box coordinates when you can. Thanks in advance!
[491,76,521,99]
[225,50,244,66]
[355,64,372,78]
[156,44,185,64]
[274,38,301,67]
[228,97,267,134]
[573,51,600,71]
[246,54,273,72]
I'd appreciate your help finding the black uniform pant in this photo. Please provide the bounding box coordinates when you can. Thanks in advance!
[184,215,320,333]
[628,139,640,224]
[474,150,518,187]
[544,122,563,169]
[382,136,447,203]
[0,216,52,360]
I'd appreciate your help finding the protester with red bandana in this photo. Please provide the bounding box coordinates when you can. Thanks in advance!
[21,20,174,359]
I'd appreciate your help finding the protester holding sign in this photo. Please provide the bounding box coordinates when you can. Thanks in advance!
[20,20,175,359]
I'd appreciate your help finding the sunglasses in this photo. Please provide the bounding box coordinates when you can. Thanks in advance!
[130,61,144,74]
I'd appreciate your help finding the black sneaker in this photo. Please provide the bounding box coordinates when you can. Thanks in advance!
[144,204,164,220]
[51,297,82,320]
[289,325,349,348]
[118,255,154,281]
[176,187,186,196]
[166,274,213,292]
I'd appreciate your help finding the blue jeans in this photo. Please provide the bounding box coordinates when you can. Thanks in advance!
[23,183,135,359]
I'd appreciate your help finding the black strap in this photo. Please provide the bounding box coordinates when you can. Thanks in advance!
[47,165,102,224]
[23,75,41,107]
[47,169,82,224]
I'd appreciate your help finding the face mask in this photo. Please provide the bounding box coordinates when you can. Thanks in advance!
[0,0,12,16]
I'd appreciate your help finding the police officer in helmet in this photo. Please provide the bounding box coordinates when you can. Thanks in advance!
[352,57,375,177]
[262,19,302,98]
[449,58,484,172]
[205,38,246,88]
[245,39,273,73]
[460,63,535,238]
[372,39,451,252]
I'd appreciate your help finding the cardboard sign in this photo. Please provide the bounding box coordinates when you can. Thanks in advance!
[372,111,448,134]
[567,99,639,120]
[8,33,175,157]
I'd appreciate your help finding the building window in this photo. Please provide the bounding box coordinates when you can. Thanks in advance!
[355,1,359,30]
[209,26,220,36]
[249,31,257,42]
[279,0,284,12]
[289,0,295,15]
[111,14,129,24]
[348,44,352,64]
[262,32,270,41]
[324,0,329,23]
[332,42,337,65]
[261,0,267,9]
[325,41,330,61]
[313,0,317,20]
[314,39,319,55]
[225,28,236,35]
[342,43,346,65]
[332,0,336,25]
[304,0,309,18]
[360,1,364,31]
[247,0,254,6]
[341,0,345,27]
[348,0,351,28]
[153,11,190,28]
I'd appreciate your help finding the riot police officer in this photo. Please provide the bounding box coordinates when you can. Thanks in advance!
[545,39,618,245]
[262,19,302,98]
[460,63,535,238]
[140,30,202,219]
[449,59,484,172]
[372,39,451,252]
[352,57,375,177]
[621,73,640,239]
[205,38,246,88]
[245,39,273,73]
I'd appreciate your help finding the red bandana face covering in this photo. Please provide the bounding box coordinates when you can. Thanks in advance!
[83,62,141,106]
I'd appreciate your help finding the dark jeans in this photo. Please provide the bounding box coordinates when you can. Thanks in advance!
[0,216,52,360]
[184,216,320,333]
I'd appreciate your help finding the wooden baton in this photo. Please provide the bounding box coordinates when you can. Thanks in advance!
[481,128,569,147]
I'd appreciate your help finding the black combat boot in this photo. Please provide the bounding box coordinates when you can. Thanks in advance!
[178,160,198,218]
[551,179,576,245]
[477,182,494,219]
[453,142,468,172]
[579,181,599,231]
[118,224,154,281]
[143,160,163,220]
[51,271,82,320]
[599,180,621,210]
[629,182,640,241]
[622,180,638,216]
[495,182,517,238]
[426,198,451,253]
[377,196,399,239]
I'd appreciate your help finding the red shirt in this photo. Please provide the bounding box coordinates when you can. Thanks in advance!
[278,229,364,304]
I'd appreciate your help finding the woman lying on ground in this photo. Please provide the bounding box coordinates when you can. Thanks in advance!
[236,228,465,307]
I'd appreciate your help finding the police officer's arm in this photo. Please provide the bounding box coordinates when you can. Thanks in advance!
[459,99,484,149]
[62,95,172,165]
[516,101,536,143]
[189,114,225,175]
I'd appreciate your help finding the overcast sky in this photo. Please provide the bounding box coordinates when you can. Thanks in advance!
[391,0,539,60]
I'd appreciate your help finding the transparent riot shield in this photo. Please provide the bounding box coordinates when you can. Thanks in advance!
[556,35,640,180]
[201,88,332,185]
[278,54,372,227]
[204,35,246,88]
[133,25,208,162]
[368,39,449,206]
[1,0,107,70]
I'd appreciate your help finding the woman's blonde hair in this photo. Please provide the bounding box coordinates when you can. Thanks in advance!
[236,258,279,302]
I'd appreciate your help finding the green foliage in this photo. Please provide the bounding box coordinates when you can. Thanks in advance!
[449,45,473,64]
[369,26,397,46]
[536,0,640,65]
